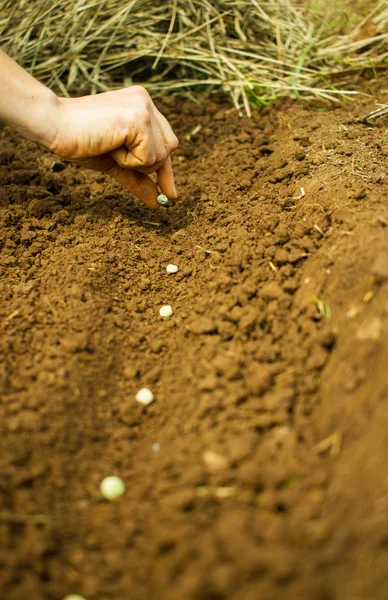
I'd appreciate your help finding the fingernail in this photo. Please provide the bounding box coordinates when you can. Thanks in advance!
[172,183,178,198]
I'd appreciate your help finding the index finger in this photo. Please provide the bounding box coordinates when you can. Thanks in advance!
[157,156,177,199]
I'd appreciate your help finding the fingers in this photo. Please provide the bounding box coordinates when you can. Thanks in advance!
[107,163,159,209]
[69,91,179,208]
[109,109,178,178]
[110,144,178,201]
[153,112,178,198]
[110,146,165,176]
[109,142,159,172]
[157,156,177,199]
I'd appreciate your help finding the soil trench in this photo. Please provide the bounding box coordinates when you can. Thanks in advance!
[0,75,388,600]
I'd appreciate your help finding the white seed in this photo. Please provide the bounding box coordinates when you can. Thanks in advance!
[215,486,236,499]
[157,193,169,207]
[63,596,87,600]
[159,305,173,318]
[203,450,229,472]
[100,476,126,500]
[152,443,161,452]
[136,387,154,406]
[166,264,179,274]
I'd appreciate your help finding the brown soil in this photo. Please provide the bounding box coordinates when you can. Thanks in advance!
[1,74,388,600]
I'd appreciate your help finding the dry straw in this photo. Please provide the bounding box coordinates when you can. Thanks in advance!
[1,0,387,114]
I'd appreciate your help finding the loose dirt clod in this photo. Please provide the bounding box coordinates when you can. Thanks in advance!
[190,316,217,334]
[203,450,229,472]
[371,252,388,281]
[356,317,382,342]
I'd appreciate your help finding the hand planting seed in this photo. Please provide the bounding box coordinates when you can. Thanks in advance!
[157,193,169,207]
[100,476,126,500]
[159,305,173,318]
[136,387,154,406]
[166,264,178,274]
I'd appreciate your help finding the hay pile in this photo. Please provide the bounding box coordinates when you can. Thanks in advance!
[1,0,387,114]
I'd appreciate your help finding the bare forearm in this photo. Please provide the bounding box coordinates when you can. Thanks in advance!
[0,49,58,147]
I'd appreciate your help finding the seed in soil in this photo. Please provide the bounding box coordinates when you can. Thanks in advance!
[166,264,179,274]
[63,595,87,600]
[157,193,169,207]
[159,305,173,318]
[136,387,154,406]
[100,476,126,500]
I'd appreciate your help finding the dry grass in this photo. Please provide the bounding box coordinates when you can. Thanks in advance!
[1,0,387,114]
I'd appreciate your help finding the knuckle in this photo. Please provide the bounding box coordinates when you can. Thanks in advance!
[155,156,165,167]
[134,107,152,126]
[168,134,179,151]
[141,152,157,168]
[156,148,168,163]
[131,85,149,98]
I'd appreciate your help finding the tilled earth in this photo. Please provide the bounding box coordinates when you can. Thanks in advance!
[0,74,388,600]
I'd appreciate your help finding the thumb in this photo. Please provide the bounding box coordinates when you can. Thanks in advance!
[107,164,159,209]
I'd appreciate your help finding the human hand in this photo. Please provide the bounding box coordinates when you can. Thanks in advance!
[49,86,179,209]
[0,51,177,208]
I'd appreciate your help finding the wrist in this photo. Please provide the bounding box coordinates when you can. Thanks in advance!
[0,50,60,148]
[16,85,61,149]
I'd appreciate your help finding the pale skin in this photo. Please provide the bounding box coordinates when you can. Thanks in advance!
[0,49,179,209]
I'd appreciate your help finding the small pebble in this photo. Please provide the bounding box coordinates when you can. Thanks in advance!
[100,476,126,500]
[159,305,173,318]
[157,193,169,207]
[136,387,154,406]
[166,264,179,274]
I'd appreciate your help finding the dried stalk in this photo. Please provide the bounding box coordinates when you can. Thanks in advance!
[1,0,387,111]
